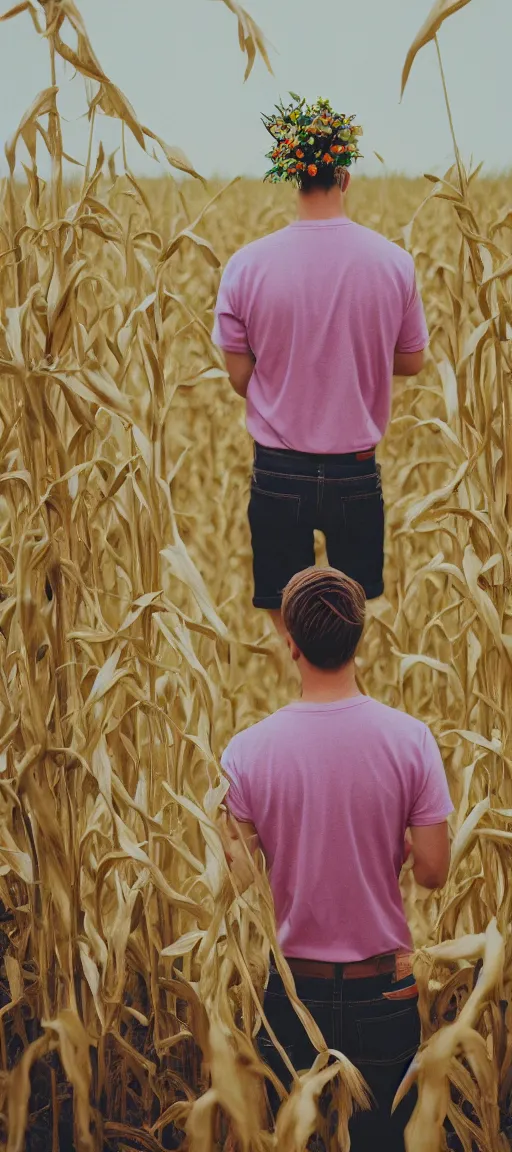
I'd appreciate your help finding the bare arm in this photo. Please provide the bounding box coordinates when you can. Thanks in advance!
[393,349,425,377]
[409,821,450,889]
[219,811,260,892]
[224,351,255,399]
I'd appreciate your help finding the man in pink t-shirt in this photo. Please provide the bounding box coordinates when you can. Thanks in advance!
[213,97,429,623]
[222,567,452,1150]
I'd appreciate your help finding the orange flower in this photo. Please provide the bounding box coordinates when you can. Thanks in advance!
[307,164,318,177]
[297,161,305,170]
[296,148,304,159]
[331,144,343,154]
[289,166,297,174]
[323,153,333,164]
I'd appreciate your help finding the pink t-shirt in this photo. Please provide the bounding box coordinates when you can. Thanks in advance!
[213,219,428,454]
[222,696,453,962]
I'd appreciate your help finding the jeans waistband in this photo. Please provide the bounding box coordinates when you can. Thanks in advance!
[254,443,376,468]
[269,964,410,1002]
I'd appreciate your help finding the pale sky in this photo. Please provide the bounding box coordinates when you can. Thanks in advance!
[1,0,511,180]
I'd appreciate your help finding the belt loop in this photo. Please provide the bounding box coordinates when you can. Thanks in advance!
[317,462,324,518]
[333,963,343,1051]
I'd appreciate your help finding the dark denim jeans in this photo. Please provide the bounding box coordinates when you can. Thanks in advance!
[259,967,420,1152]
[249,444,385,608]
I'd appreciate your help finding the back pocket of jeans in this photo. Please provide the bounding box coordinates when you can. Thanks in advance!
[249,484,301,527]
[356,1001,420,1066]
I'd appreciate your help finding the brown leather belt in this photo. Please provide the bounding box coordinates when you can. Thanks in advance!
[287,952,409,981]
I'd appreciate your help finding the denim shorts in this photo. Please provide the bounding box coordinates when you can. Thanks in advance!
[248,443,385,608]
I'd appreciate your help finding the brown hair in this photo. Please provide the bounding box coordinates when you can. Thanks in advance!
[298,166,349,194]
[299,167,337,193]
[282,567,366,670]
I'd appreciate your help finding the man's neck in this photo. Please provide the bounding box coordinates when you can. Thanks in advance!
[297,188,348,222]
[298,659,361,704]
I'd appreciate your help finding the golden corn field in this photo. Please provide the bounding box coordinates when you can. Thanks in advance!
[0,1,510,1150]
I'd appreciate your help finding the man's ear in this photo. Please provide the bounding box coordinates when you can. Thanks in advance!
[286,634,301,662]
[342,169,351,194]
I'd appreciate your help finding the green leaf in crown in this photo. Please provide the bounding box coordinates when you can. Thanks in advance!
[262,94,363,186]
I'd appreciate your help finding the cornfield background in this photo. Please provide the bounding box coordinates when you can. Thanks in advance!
[0,1,510,1150]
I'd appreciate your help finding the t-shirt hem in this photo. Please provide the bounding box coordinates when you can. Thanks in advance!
[395,339,429,354]
[214,340,251,354]
[225,795,252,823]
[280,941,413,962]
[248,432,383,454]
[409,807,454,826]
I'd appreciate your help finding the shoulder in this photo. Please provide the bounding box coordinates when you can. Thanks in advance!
[223,228,289,273]
[350,224,415,274]
[363,698,431,743]
[222,708,287,765]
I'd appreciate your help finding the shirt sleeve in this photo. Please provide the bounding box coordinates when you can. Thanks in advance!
[212,258,251,354]
[395,259,429,354]
[409,726,454,826]
[220,741,253,823]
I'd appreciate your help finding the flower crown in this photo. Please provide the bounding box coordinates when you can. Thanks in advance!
[263,94,363,185]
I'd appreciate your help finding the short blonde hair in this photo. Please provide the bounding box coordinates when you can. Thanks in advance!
[282,567,366,669]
